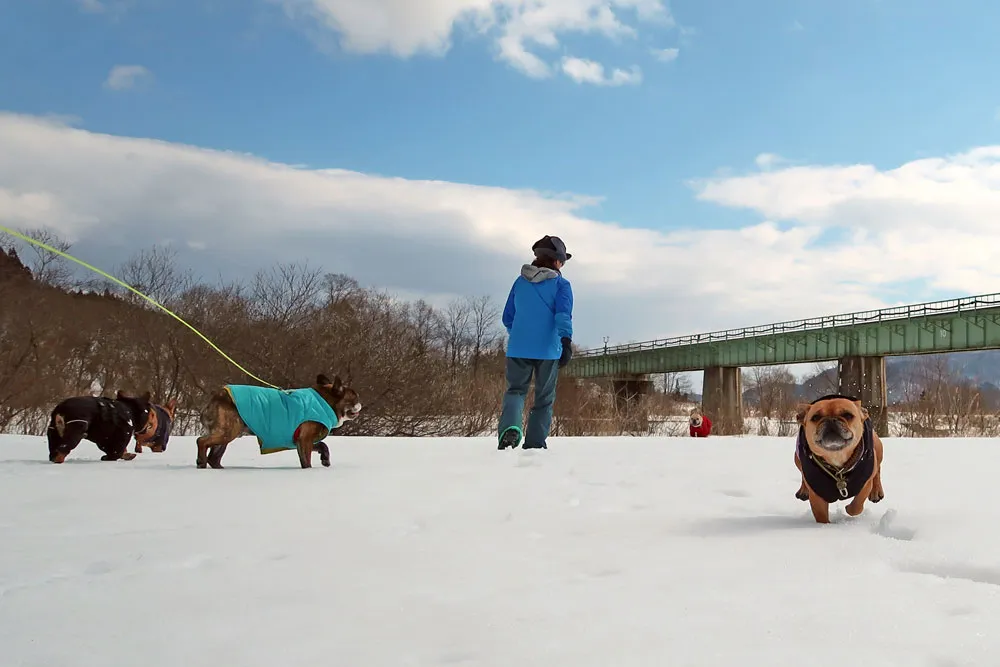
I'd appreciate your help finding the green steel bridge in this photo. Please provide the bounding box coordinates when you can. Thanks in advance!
[566,291,1000,380]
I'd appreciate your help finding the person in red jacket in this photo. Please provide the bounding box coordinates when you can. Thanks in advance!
[689,409,712,437]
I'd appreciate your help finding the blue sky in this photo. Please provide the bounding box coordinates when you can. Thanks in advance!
[5,0,1000,231]
[2,0,1000,354]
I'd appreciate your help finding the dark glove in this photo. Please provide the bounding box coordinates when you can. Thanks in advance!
[559,337,573,368]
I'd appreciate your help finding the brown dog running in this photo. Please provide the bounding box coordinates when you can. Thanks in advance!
[196,373,361,469]
[793,394,885,524]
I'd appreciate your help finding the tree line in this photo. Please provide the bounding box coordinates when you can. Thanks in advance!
[0,227,634,438]
[4,227,994,439]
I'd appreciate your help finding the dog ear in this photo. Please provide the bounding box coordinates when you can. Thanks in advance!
[116,390,127,400]
[860,405,869,420]
[317,373,345,394]
[141,391,151,403]
[166,398,177,414]
[794,403,810,425]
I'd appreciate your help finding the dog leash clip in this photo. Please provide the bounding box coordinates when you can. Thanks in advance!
[836,480,849,499]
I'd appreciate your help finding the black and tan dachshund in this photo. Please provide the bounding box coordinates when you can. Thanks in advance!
[46,391,154,463]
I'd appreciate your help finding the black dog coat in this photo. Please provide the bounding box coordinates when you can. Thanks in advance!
[796,416,876,502]
[47,396,143,461]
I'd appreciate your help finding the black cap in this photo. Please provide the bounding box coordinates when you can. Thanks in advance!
[532,235,572,263]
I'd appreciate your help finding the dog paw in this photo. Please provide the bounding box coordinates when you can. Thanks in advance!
[845,504,865,517]
[869,488,884,503]
[315,442,331,467]
[121,452,137,461]
[196,460,207,469]
[795,487,809,501]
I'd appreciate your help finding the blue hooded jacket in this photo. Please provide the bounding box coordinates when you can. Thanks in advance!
[502,264,574,360]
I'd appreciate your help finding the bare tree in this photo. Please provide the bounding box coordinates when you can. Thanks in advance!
[406,299,442,358]
[659,372,693,399]
[116,244,195,307]
[804,362,838,396]
[323,272,361,306]
[440,298,472,368]
[467,295,500,375]
[747,366,798,436]
[249,262,324,327]
[0,226,76,288]
[899,356,986,436]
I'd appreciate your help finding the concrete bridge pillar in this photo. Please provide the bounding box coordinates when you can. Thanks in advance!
[838,356,889,436]
[612,376,654,433]
[702,366,744,435]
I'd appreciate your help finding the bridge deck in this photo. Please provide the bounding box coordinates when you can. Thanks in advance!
[567,292,1000,378]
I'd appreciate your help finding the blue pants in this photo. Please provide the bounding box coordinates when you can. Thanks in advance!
[499,357,560,448]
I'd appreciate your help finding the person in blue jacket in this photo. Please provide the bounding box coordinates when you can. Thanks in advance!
[498,235,574,450]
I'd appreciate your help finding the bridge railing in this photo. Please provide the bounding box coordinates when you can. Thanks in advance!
[576,291,1000,358]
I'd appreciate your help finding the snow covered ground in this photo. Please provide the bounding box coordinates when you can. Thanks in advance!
[2,433,999,666]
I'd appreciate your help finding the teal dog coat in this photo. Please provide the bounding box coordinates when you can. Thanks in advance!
[224,385,340,454]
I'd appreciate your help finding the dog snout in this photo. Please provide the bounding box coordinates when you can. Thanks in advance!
[818,417,852,441]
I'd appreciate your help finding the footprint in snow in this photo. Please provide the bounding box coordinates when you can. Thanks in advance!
[894,560,1000,587]
[871,509,917,541]
[84,560,115,576]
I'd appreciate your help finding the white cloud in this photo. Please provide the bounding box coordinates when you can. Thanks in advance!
[4,113,1000,350]
[275,0,671,80]
[560,57,642,86]
[754,152,789,170]
[690,147,1000,296]
[103,65,152,91]
[650,47,678,62]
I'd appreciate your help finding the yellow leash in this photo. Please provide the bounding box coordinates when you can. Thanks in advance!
[0,225,282,389]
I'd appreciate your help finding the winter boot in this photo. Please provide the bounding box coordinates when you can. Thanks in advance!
[498,426,522,450]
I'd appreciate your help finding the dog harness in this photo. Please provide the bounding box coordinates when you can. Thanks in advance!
[797,412,876,503]
[98,397,135,432]
[224,385,339,455]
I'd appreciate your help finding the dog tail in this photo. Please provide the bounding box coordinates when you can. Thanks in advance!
[53,413,66,437]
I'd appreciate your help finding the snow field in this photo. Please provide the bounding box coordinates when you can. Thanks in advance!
[1,434,999,666]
